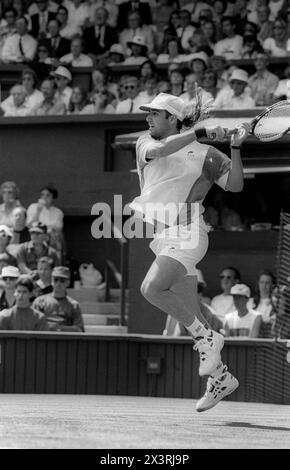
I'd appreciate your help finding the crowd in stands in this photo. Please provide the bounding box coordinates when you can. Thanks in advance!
[0,180,85,332]
[0,0,290,115]
[163,265,290,339]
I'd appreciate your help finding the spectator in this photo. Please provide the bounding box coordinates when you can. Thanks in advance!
[157,36,186,64]
[82,6,118,62]
[115,75,147,113]
[10,207,30,245]
[117,0,152,31]
[0,275,49,331]
[0,225,17,267]
[81,88,116,113]
[0,182,22,228]
[16,221,60,276]
[168,67,184,96]
[0,7,17,58]
[119,10,155,57]
[273,62,290,100]
[224,284,262,338]
[151,0,176,54]
[211,266,240,321]
[232,0,251,36]
[177,8,195,52]
[156,79,171,93]
[213,68,256,109]
[248,270,276,338]
[212,0,230,35]
[45,18,71,60]
[201,20,218,50]
[188,51,208,86]
[60,34,93,67]
[255,4,274,43]
[139,59,157,89]
[182,1,213,25]
[88,0,119,29]
[106,43,125,66]
[263,17,290,57]
[52,65,72,108]
[34,256,54,296]
[161,9,180,52]
[26,185,64,257]
[214,16,243,60]
[123,35,148,65]
[62,0,90,32]
[202,68,219,99]
[138,76,158,102]
[1,16,37,63]
[32,266,85,332]
[56,6,81,40]
[248,52,279,106]
[89,67,118,101]
[0,265,20,311]
[180,71,212,104]
[29,0,56,39]
[241,22,264,59]
[67,85,89,114]
[31,78,67,115]
[187,28,213,56]
[34,39,52,63]
[209,54,230,90]
[1,84,31,117]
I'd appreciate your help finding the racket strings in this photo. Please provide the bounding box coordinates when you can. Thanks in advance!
[254,104,290,142]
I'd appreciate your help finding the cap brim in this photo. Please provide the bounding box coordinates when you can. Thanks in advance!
[139,105,163,112]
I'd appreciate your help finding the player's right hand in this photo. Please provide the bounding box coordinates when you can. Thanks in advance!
[206,126,227,141]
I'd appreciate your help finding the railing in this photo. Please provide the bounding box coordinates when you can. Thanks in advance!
[103,212,128,327]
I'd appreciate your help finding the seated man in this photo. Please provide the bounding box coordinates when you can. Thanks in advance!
[0,265,20,311]
[213,68,256,109]
[31,78,66,116]
[0,275,49,331]
[224,284,262,338]
[16,221,60,276]
[115,76,148,113]
[10,207,30,245]
[211,266,240,321]
[248,52,279,106]
[34,256,54,297]
[1,84,31,117]
[32,266,85,332]
[0,225,17,267]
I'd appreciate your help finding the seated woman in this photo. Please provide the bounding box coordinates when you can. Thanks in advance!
[81,88,116,114]
[67,85,89,114]
[157,37,187,64]
[248,270,276,338]
[26,185,64,261]
[263,17,290,57]
[0,181,23,228]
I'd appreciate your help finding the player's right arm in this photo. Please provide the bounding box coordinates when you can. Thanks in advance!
[137,127,226,162]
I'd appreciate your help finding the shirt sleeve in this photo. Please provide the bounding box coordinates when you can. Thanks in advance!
[136,132,163,168]
[206,146,231,190]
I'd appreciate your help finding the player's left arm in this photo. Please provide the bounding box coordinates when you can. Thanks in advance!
[225,122,251,192]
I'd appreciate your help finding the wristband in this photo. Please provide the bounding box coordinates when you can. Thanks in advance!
[195,128,207,139]
[230,145,241,150]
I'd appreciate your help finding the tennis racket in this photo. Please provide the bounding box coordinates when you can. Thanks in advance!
[226,99,290,142]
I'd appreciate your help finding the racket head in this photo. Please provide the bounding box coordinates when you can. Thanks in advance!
[251,99,290,142]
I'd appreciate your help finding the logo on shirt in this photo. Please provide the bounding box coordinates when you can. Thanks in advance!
[187,151,194,158]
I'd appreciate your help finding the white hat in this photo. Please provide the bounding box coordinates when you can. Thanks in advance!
[53,66,72,82]
[139,92,186,121]
[230,68,249,84]
[230,283,251,298]
[127,35,147,51]
[188,51,208,66]
[109,44,125,57]
[1,266,20,278]
[0,225,13,238]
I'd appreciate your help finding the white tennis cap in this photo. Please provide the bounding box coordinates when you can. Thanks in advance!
[139,93,186,121]
[230,68,249,84]
[230,283,251,298]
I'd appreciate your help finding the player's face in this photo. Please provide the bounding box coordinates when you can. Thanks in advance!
[146,110,172,139]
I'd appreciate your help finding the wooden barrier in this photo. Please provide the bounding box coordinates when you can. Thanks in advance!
[0,332,289,404]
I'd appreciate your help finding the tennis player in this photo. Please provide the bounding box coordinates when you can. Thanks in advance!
[130,93,250,412]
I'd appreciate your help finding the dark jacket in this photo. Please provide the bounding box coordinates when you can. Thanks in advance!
[117,1,152,30]
[82,25,118,56]
[44,36,71,58]
[30,11,56,38]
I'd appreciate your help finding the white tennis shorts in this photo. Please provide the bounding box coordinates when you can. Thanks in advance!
[149,218,210,275]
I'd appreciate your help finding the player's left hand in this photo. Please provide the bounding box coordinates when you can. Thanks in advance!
[230,122,251,147]
[206,126,227,141]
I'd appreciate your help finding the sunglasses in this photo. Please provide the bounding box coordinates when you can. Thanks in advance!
[53,277,66,283]
[3,277,17,281]
[124,85,136,90]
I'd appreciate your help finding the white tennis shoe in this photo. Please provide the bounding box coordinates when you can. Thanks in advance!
[196,366,239,413]
[193,330,224,376]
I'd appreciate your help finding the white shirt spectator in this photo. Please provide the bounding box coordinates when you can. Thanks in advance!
[60,52,93,67]
[1,33,37,63]
[211,294,235,322]
[60,23,81,40]
[214,35,243,60]
[263,37,290,57]
[213,88,256,109]
[224,309,261,337]
[182,2,213,23]
[3,101,31,117]
[274,78,290,99]
[63,0,90,29]
[1,89,44,115]
[115,95,147,113]
[55,86,73,108]
[177,24,195,51]
[27,204,64,232]
[180,89,213,106]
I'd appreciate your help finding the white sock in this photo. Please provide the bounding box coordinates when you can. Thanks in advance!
[210,362,224,378]
[186,317,210,339]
